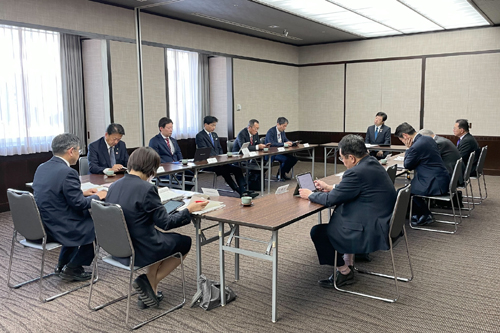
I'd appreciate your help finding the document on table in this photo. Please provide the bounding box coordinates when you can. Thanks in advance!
[365,144,377,148]
[158,187,184,203]
[179,195,225,215]
[81,182,110,192]
[394,155,405,161]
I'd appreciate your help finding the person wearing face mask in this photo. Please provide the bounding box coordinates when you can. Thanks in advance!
[105,147,208,309]
[88,123,129,174]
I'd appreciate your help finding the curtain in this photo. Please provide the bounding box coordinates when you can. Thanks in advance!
[60,34,86,154]
[0,25,64,156]
[198,53,210,121]
[166,48,200,139]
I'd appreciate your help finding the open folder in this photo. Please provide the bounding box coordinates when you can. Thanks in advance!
[179,195,225,215]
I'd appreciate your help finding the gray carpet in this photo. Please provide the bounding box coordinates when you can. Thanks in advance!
[0,161,499,332]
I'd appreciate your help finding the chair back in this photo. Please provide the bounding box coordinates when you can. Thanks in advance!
[463,151,475,183]
[6,189,46,241]
[227,139,235,153]
[388,184,411,240]
[476,146,487,176]
[79,156,89,176]
[386,164,397,184]
[449,158,463,194]
[90,200,133,259]
[260,137,266,144]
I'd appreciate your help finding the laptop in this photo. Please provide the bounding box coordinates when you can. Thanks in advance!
[237,142,250,154]
[188,147,212,162]
[293,172,319,196]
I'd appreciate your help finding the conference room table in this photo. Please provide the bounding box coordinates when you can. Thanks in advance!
[322,142,407,176]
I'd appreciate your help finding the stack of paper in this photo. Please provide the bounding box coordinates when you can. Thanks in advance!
[158,187,184,203]
[179,195,225,215]
[80,182,109,192]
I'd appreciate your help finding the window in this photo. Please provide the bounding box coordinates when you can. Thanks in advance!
[166,48,200,139]
[0,25,64,156]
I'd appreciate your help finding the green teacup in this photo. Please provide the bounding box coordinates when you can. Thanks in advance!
[263,148,269,152]
[380,159,387,165]
[104,170,115,176]
[241,196,252,205]
[283,143,289,148]
[227,152,233,157]
[181,159,188,165]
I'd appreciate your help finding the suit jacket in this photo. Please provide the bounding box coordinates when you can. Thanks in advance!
[106,174,192,267]
[32,157,99,246]
[404,134,450,196]
[265,126,289,147]
[88,137,129,174]
[365,124,391,158]
[149,133,183,163]
[457,133,480,176]
[233,127,261,152]
[309,156,397,254]
[195,130,223,156]
[434,135,462,176]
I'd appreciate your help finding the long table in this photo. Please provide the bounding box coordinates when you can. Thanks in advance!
[322,142,407,176]
[195,192,325,323]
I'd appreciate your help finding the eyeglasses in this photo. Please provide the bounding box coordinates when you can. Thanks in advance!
[338,155,344,162]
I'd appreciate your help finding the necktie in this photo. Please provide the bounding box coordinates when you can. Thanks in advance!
[457,139,460,147]
[165,137,172,154]
[250,136,253,145]
[278,132,282,143]
[109,146,116,166]
[374,126,379,140]
[209,133,215,145]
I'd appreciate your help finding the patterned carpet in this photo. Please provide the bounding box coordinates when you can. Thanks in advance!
[0,161,499,332]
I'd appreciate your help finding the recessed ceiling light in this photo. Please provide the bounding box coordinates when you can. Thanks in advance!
[269,25,280,28]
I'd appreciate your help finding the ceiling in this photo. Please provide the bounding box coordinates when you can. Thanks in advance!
[90,0,500,46]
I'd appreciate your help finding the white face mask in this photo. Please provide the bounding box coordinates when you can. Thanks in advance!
[147,175,154,183]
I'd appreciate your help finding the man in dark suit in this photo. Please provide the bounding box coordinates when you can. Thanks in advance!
[196,115,256,198]
[365,112,391,159]
[299,134,397,288]
[265,117,297,180]
[395,123,450,226]
[419,129,462,177]
[149,117,183,163]
[453,119,480,177]
[88,123,129,174]
[32,133,107,281]
[232,119,268,152]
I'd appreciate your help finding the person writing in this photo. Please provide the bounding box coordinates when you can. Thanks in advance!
[298,135,396,288]
[105,147,208,309]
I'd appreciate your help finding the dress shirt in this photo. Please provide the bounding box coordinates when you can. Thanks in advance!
[276,126,282,143]
[161,133,175,154]
[55,156,70,167]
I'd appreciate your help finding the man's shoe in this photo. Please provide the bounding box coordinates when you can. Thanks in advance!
[355,253,371,262]
[318,274,335,289]
[411,214,434,227]
[244,191,259,199]
[54,264,64,275]
[138,291,163,309]
[411,215,419,223]
[335,269,355,287]
[59,265,92,282]
[132,274,159,308]
[280,174,292,181]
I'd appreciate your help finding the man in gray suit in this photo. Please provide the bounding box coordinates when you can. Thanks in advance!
[419,129,461,177]
[299,135,397,288]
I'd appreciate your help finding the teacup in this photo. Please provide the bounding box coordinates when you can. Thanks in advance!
[104,170,115,176]
[380,159,388,165]
[263,148,269,152]
[283,143,289,148]
[227,152,233,157]
[241,196,252,205]
[181,159,188,165]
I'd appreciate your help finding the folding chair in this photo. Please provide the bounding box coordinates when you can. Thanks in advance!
[333,184,413,302]
[409,158,463,234]
[386,164,397,185]
[6,189,96,302]
[457,152,475,217]
[467,146,488,204]
[89,200,186,330]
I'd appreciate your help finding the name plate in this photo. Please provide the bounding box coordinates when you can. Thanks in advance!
[278,147,286,152]
[303,143,310,147]
[241,148,250,156]
[202,188,220,197]
[275,184,289,195]
[207,158,218,164]
[157,166,165,173]
[249,151,258,157]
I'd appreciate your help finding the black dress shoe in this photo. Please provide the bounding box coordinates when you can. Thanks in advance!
[59,265,92,281]
[411,214,434,227]
[138,291,163,309]
[318,274,336,289]
[355,253,372,262]
[279,174,292,181]
[132,274,159,308]
[335,269,355,287]
[244,191,259,199]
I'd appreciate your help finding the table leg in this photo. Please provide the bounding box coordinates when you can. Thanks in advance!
[182,171,185,190]
[312,147,315,179]
[260,156,264,197]
[194,168,199,192]
[317,211,322,224]
[271,230,278,323]
[195,216,202,292]
[334,148,338,174]
[235,224,239,281]
[219,222,226,306]
[324,146,327,177]
[268,158,271,194]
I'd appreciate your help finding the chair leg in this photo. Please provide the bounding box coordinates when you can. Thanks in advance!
[409,196,458,234]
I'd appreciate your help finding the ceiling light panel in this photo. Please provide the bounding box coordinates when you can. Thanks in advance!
[400,0,490,29]
[330,0,443,33]
[254,0,402,37]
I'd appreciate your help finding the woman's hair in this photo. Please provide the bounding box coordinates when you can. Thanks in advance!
[127,147,161,178]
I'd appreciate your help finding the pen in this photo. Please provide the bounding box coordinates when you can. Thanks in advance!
[195,200,206,203]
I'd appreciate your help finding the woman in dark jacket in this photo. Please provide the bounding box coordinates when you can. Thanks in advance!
[106,147,207,308]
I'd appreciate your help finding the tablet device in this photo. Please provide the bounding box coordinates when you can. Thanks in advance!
[291,140,302,147]
[296,172,317,192]
[237,142,250,154]
[193,147,212,162]
[163,200,184,214]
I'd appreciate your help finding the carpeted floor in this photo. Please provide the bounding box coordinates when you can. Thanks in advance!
[0,160,499,332]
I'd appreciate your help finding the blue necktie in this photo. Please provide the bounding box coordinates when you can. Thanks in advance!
[210,133,215,145]
[109,146,116,166]
[374,127,378,140]
[457,138,460,147]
